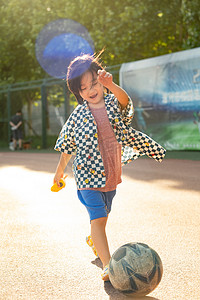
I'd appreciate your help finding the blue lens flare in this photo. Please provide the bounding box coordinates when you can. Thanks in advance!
[35,19,94,79]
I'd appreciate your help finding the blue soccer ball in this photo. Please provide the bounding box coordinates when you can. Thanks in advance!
[108,242,163,296]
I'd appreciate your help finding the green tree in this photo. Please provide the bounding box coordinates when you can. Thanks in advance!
[181,0,200,49]
[0,0,200,84]
[1,0,200,146]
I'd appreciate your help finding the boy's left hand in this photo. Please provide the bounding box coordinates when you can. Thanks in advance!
[97,70,113,89]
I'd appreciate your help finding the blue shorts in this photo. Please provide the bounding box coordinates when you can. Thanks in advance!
[77,189,116,221]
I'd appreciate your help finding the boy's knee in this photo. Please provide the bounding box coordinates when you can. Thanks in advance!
[91,216,107,226]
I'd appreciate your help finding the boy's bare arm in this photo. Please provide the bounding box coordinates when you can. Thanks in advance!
[97,70,129,109]
[108,82,129,109]
[10,121,15,127]
[54,152,72,186]
[10,121,22,128]
[16,121,22,128]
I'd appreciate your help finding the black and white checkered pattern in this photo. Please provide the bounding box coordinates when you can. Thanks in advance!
[55,94,166,189]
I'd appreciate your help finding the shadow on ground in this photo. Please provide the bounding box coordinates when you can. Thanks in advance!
[0,152,199,192]
[91,258,160,300]
[104,281,160,300]
[122,158,200,192]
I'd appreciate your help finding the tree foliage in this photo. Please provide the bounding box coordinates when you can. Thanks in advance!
[0,0,200,85]
[181,0,200,48]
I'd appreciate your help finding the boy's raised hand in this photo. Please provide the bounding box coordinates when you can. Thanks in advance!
[98,69,129,109]
[97,69,113,89]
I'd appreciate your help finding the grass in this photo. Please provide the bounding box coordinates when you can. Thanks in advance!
[0,132,200,160]
[148,120,200,151]
[165,150,200,161]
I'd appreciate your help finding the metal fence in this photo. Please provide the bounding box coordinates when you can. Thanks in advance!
[0,65,120,149]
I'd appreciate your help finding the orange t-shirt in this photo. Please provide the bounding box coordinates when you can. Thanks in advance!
[89,105,122,192]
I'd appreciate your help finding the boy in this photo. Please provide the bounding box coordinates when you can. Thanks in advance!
[53,54,165,281]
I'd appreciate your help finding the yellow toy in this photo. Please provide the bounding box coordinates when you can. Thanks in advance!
[51,175,68,192]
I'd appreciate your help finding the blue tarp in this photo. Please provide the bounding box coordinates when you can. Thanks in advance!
[120,48,200,150]
[120,47,200,111]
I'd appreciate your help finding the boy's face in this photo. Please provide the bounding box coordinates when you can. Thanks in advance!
[79,71,104,108]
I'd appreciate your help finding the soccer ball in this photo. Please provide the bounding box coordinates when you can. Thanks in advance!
[108,242,163,296]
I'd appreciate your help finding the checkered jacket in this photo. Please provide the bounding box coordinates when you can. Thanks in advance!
[55,94,166,189]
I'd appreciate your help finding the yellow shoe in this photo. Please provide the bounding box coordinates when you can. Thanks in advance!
[101,264,109,281]
[86,235,99,257]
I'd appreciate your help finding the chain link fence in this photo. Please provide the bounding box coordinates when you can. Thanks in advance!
[0,65,120,150]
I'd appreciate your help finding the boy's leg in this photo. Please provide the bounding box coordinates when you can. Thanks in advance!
[91,216,111,268]
[18,139,22,149]
[13,138,17,150]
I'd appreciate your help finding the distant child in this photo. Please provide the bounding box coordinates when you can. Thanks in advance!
[53,53,166,281]
[9,110,23,150]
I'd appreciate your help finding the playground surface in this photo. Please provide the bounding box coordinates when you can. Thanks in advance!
[0,152,199,300]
